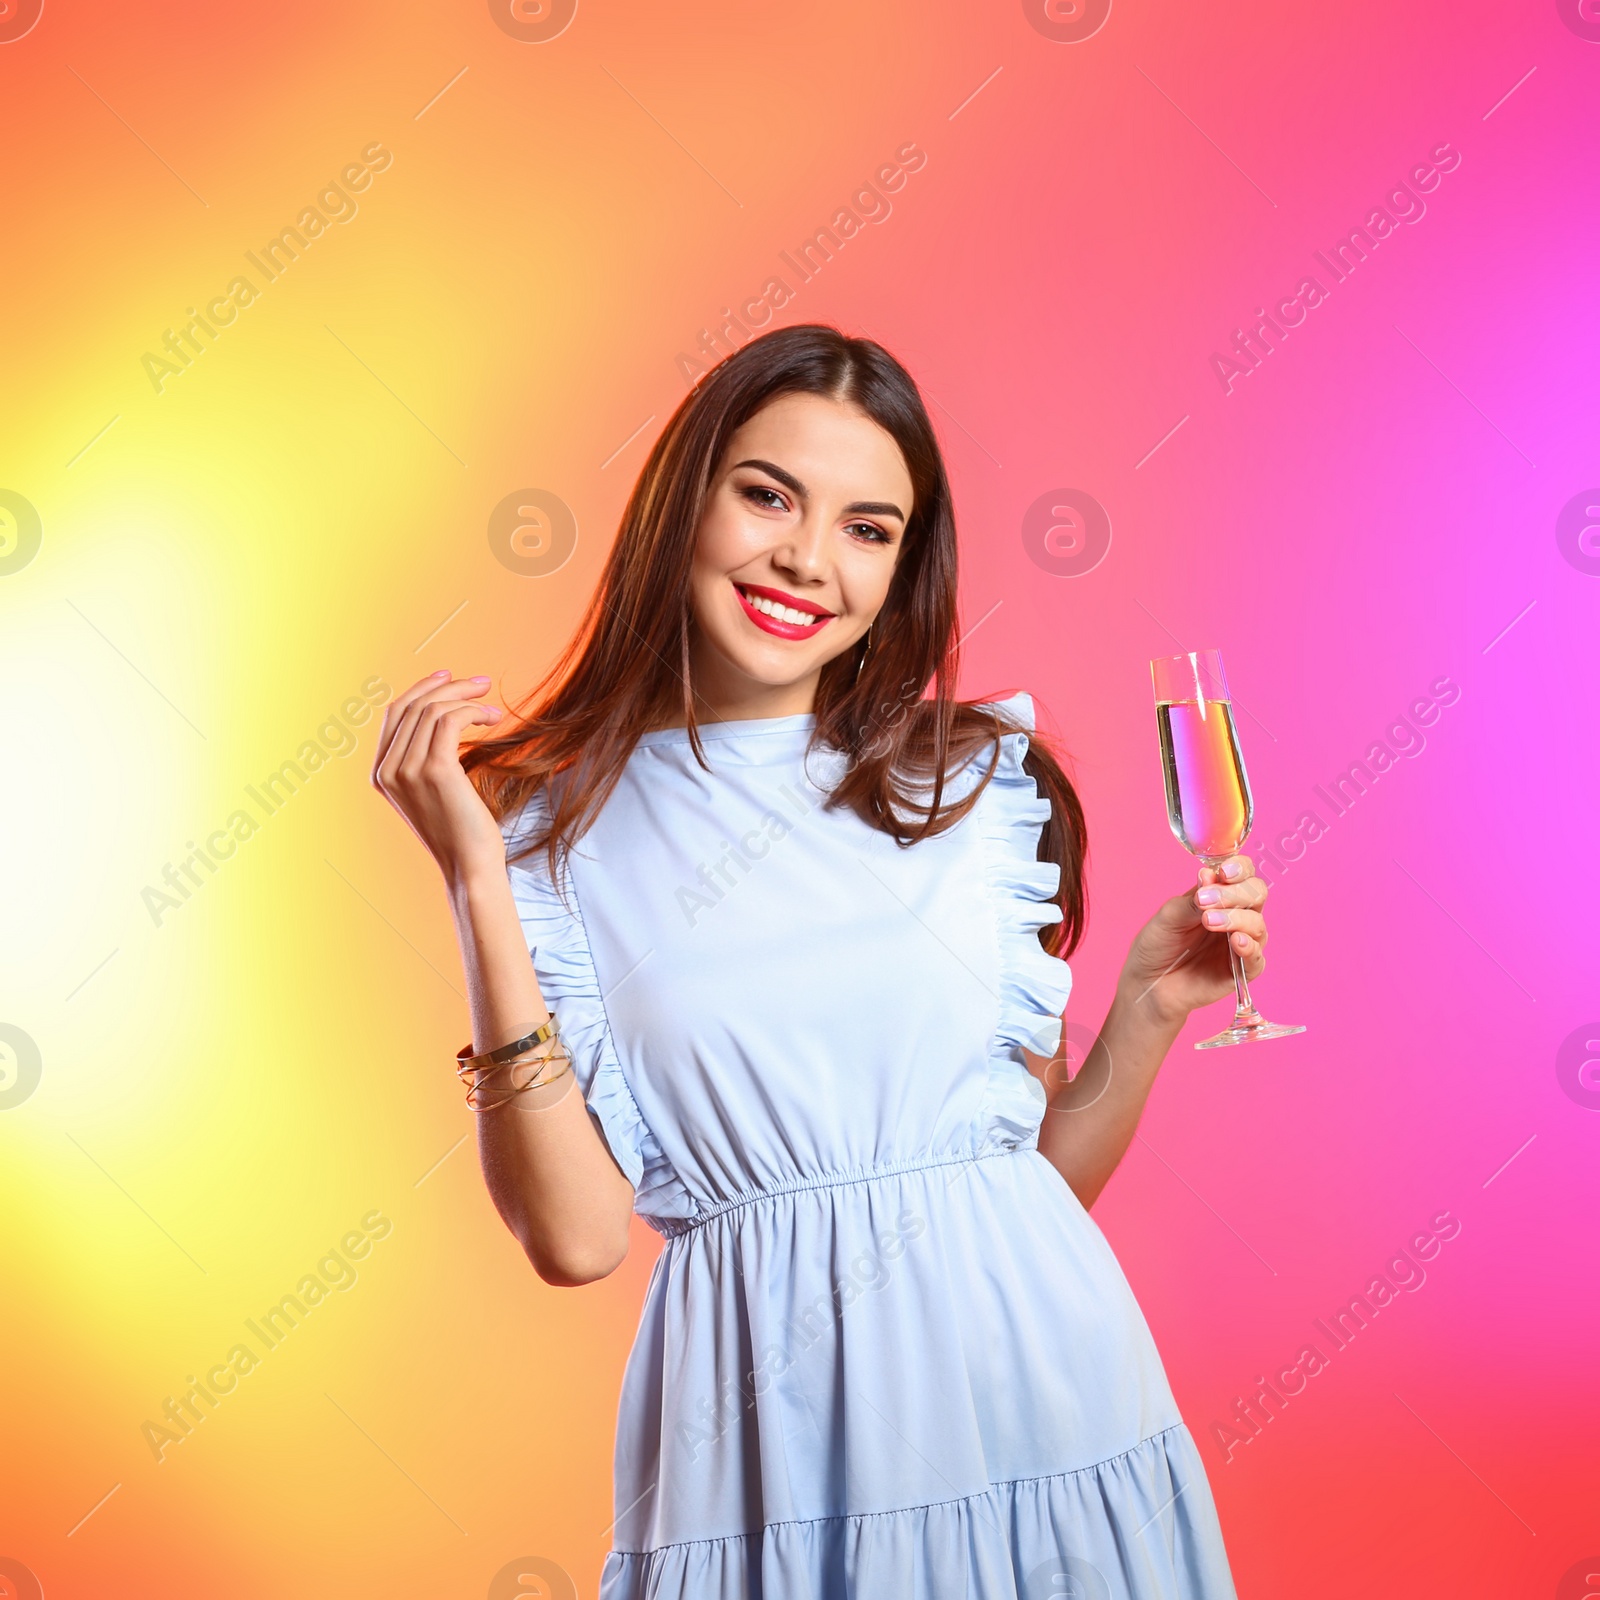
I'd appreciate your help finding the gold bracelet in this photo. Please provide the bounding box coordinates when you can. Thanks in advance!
[462,1038,572,1096]
[460,1043,566,1094]
[456,1018,563,1085]
[455,1034,564,1084]
[455,1014,560,1075]
[457,1043,563,1094]
[466,1053,573,1111]
[473,1059,573,1110]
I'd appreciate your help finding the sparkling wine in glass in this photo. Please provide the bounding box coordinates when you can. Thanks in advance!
[1151,649,1306,1049]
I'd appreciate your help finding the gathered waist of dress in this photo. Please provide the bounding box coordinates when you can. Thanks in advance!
[647,1143,1035,1238]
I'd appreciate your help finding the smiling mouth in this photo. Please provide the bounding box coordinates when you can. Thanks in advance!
[734,582,836,640]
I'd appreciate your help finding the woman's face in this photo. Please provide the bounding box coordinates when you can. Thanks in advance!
[687,391,914,717]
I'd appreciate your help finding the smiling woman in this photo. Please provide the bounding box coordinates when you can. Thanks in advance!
[688,391,910,693]
[370,325,1268,1598]
[455,328,1089,919]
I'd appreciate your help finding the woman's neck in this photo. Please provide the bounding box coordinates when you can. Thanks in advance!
[655,649,821,730]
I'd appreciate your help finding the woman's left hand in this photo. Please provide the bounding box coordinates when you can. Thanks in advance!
[1116,854,1270,1026]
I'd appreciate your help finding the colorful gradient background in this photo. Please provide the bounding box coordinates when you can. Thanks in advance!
[3,1,1597,1596]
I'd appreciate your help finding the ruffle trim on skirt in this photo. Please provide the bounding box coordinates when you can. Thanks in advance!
[599,1423,1235,1600]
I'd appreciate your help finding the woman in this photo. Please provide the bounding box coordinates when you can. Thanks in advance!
[372,325,1262,1597]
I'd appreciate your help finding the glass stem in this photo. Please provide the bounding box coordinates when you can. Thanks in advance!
[1228,939,1262,1027]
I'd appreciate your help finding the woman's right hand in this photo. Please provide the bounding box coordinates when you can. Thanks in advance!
[371,671,509,888]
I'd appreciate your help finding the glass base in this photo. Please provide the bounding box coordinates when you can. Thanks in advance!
[1195,1008,1308,1050]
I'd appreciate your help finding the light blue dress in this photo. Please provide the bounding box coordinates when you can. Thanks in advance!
[506,693,1237,1599]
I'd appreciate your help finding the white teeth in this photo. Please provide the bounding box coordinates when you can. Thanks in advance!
[743,589,825,627]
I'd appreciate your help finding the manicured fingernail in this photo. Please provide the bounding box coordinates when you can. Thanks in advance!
[1203,909,1228,928]
[1222,860,1243,878]
[431,669,449,677]
[1196,887,1221,906]
[471,675,490,682]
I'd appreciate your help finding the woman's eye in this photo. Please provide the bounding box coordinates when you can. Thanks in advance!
[848,522,891,544]
[741,485,787,511]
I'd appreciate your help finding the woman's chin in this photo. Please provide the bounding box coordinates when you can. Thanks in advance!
[698,642,837,698]
[732,659,825,692]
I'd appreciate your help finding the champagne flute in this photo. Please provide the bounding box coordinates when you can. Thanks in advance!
[1150,649,1306,1049]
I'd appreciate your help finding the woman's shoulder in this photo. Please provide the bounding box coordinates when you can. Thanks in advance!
[945,690,1041,782]
[964,689,1037,736]
[499,782,552,848]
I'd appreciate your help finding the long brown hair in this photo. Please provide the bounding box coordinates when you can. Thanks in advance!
[463,324,1088,956]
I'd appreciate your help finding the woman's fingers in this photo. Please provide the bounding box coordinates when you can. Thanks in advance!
[378,697,445,789]
[1192,854,1271,962]
[1194,874,1269,913]
[422,696,504,767]
[1211,853,1254,884]
[392,669,454,717]
[373,675,492,785]
[1199,906,1268,945]
[393,695,493,786]
[375,672,488,755]
[374,670,452,767]
[1222,932,1265,978]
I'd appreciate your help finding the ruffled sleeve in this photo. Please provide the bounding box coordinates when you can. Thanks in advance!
[972,692,1075,1152]
[501,794,665,1195]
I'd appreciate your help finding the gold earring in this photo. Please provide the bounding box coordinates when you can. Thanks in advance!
[854,624,872,684]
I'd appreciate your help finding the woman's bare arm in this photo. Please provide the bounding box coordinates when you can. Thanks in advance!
[1032,985,1182,1211]
[373,672,635,1286]
[447,863,635,1284]
[1033,854,1271,1209]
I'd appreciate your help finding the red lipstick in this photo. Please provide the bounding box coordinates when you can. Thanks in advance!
[734,582,835,641]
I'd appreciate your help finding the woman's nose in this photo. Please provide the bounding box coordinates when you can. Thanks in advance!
[772,516,829,581]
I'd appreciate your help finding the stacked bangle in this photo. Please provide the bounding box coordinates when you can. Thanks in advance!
[457,1016,559,1072]
[455,1013,573,1112]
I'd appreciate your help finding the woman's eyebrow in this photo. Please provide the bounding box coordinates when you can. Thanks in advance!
[733,459,906,523]
[843,499,905,523]
[733,458,807,498]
